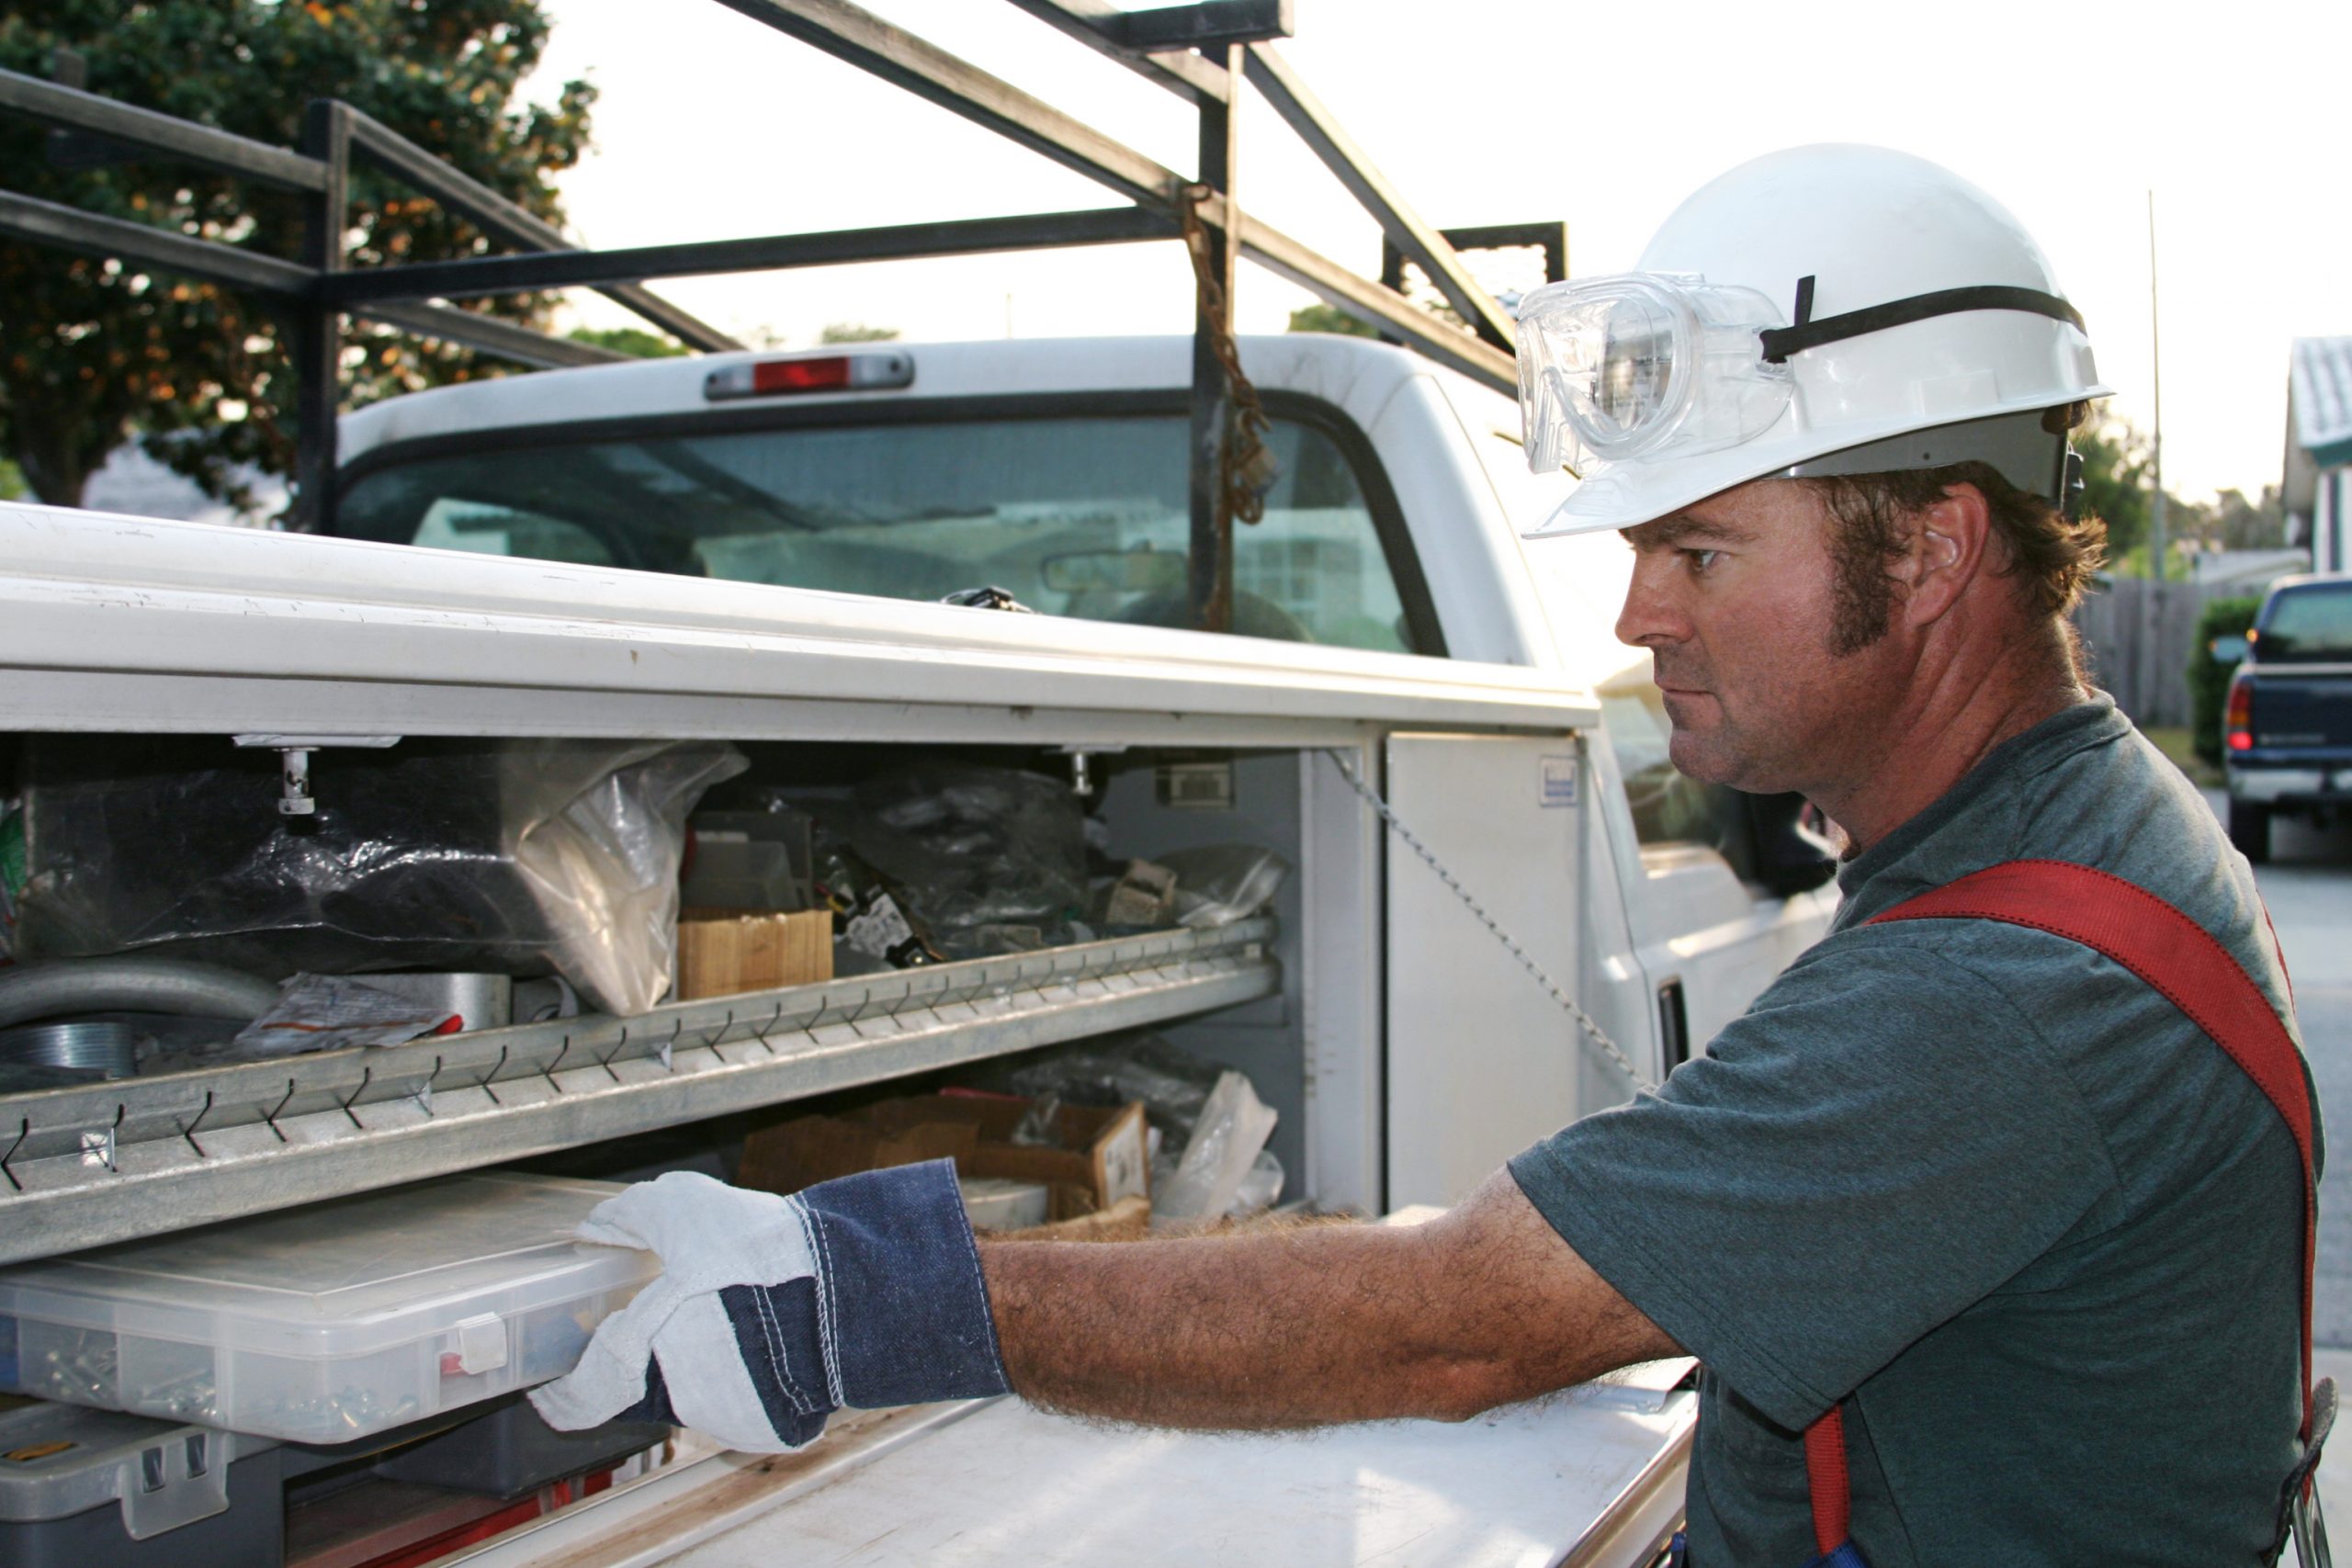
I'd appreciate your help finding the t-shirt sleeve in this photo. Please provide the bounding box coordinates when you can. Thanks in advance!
[1509,931,2115,1432]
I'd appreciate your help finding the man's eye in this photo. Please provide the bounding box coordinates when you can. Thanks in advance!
[1684,548,1722,575]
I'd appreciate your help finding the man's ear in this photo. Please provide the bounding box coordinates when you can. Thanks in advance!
[1897,482,1993,627]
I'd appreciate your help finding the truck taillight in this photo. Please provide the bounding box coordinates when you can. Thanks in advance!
[704,351,915,401]
[2225,675,2255,752]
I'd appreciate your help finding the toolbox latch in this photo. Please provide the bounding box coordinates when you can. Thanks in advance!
[119,1429,233,1540]
[451,1313,510,1377]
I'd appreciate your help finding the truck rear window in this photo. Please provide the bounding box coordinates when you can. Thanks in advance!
[2258,581,2352,660]
[334,413,1429,655]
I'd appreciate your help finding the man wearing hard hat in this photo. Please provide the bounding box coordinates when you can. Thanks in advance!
[536,147,2323,1567]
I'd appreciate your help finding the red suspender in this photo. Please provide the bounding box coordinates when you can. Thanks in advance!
[1798,859,2313,1557]
[1804,1406,1853,1554]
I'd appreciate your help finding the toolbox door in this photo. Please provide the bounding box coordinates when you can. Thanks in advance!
[1382,732,1600,1211]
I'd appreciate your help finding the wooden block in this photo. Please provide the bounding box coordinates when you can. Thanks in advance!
[676,908,833,1000]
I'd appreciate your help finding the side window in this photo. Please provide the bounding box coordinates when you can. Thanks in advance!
[1230,420,1415,652]
[1596,675,1722,848]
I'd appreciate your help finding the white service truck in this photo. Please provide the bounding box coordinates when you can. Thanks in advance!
[0,332,1837,1566]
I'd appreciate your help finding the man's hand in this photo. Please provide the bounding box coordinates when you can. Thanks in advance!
[981,1168,1680,1429]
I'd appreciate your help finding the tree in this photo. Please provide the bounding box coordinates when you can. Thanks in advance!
[819,322,900,344]
[569,325,686,359]
[1286,303,1376,338]
[2187,486,2288,552]
[2074,416,2153,564]
[0,3,595,510]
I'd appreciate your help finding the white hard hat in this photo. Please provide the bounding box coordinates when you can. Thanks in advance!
[1517,144,2110,536]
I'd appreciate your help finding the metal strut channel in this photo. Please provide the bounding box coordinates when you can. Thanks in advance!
[0,920,1276,1263]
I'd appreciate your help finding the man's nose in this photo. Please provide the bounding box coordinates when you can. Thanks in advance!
[1614,557,1690,649]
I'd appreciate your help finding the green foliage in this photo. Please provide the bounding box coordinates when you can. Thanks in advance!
[819,322,900,344]
[1285,304,1377,338]
[0,2,596,511]
[2074,416,2285,577]
[2075,417,2152,563]
[568,325,686,359]
[0,457,24,501]
[2184,485,2288,552]
[2188,594,2263,764]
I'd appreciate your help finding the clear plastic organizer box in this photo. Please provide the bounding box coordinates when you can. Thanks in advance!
[0,1173,659,1444]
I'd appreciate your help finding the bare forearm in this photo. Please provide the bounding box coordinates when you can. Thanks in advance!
[978,1173,1677,1431]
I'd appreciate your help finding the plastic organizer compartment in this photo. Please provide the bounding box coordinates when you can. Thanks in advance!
[0,1173,656,1444]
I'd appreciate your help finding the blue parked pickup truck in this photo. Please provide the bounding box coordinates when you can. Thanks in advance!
[2223,572,2352,861]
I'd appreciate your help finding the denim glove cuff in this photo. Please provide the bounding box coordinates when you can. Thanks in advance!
[799,1157,1012,1409]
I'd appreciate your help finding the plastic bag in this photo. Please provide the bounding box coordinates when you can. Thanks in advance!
[17,738,743,1016]
[230,974,459,1058]
[786,763,1087,962]
[995,1032,1227,1141]
[1227,1148,1284,1217]
[1157,844,1290,929]
[1149,1070,1278,1222]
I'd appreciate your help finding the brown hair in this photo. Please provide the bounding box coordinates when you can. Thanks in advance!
[1802,459,2107,655]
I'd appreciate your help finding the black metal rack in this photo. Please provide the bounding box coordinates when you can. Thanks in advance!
[0,0,1562,626]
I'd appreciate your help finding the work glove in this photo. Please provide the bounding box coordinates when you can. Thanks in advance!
[528,1159,1009,1451]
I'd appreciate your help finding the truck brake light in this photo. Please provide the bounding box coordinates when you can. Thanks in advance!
[2225,675,2255,752]
[704,351,915,401]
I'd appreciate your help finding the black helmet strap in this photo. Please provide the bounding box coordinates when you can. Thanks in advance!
[1758,283,2087,365]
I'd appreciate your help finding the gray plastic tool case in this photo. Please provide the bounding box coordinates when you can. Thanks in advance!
[0,1397,282,1566]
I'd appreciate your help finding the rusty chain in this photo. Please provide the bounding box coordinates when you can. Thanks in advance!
[1177,183,1278,539]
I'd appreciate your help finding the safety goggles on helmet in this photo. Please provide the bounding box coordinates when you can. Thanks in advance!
[1516,270,2089,480]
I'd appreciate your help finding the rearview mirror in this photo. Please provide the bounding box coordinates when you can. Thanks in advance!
[2209,634,2251,664]
[1042,548,1185,595]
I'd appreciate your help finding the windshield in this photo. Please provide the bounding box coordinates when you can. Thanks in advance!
[335,412,1430,655]
[2258,581,2352,660]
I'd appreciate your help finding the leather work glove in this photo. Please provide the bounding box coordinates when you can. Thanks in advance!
[528,1160,1009,1451]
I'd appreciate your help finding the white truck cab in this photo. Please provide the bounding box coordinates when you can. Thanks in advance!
[0,332,1835,1566]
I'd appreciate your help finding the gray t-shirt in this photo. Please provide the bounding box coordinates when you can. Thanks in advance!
[1510,698,2315,1566]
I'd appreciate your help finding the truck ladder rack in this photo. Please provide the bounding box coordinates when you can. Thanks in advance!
[0,919,1275,1263]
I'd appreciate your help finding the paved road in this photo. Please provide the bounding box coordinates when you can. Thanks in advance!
[2211,795,2352,1346]
[2199,789,2352,1508]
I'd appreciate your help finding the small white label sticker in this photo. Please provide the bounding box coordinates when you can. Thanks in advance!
[1539,755,1579,808]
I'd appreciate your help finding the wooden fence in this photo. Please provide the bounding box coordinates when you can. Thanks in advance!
[2070,578,2251,729]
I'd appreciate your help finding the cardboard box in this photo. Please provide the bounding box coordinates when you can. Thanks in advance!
[739,1092,1149,1222]
[675,908,832,1000]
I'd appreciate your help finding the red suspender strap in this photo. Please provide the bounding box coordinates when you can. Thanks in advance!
[1804,1404,1852,1556]
[1797,858,2314,1552]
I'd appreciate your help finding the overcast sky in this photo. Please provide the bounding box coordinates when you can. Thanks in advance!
[527,0,2350,505]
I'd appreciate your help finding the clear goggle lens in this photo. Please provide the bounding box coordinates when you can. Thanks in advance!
[1516,273,1792,476]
